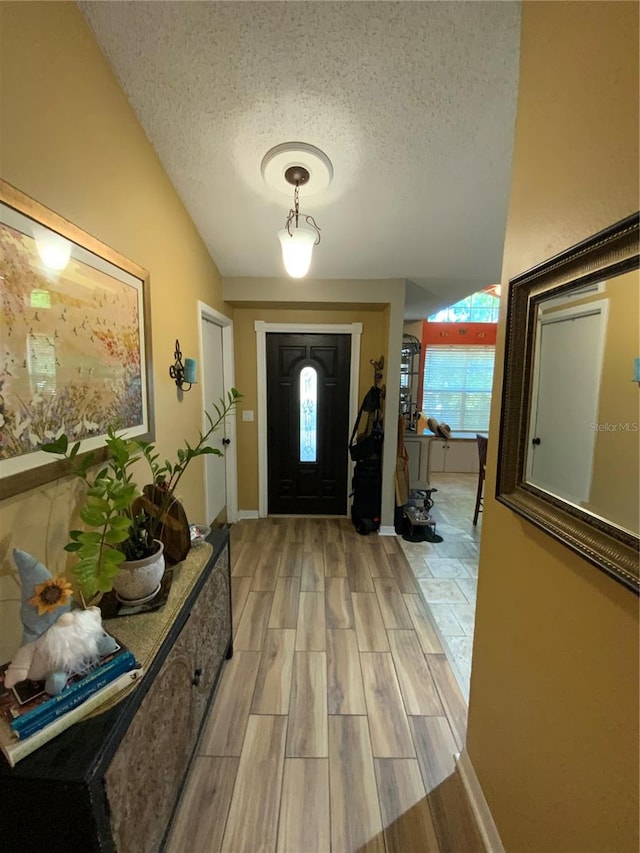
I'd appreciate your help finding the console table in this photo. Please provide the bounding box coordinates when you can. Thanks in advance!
[0,528,232,853]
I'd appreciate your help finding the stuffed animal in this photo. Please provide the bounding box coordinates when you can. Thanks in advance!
[5,550,118,695]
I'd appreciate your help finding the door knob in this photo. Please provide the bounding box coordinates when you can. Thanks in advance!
[222,438,231,446]
[192,668,203,687]
[532,437,541,445]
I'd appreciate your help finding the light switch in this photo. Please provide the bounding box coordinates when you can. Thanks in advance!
[242,410,254,422]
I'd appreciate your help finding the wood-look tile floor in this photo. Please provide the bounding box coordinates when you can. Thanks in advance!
[166,517,483,853]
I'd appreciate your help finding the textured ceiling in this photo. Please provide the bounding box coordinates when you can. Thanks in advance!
[80,1,521,319]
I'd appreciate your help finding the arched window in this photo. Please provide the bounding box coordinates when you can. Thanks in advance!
[299,366,317,462]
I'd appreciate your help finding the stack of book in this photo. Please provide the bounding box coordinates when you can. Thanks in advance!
[0,637,142,767]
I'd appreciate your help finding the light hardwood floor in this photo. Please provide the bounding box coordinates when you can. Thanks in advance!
[166,517,483,853]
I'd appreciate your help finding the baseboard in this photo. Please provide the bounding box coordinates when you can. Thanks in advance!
[237,509,259,520]
[456,749,505,853]
[378,525,397,536]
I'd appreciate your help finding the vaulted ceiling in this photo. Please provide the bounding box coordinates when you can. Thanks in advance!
[80,1,521,319]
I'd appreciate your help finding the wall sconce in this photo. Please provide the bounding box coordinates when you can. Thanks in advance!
[169,339,197,391]
[261,142,333,279]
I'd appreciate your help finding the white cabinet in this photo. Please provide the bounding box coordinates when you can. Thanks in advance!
[405,434,480,487]
[428,438,479,475]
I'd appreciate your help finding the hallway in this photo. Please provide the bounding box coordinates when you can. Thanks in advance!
[166,517,483,853]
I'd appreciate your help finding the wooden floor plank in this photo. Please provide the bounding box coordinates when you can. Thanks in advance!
[268,576,301,629]
[221,715,287,853]
[403,593,444,654]
[360,652,415,758]
[232,540,262,577]
[409,715,458,793]
[251,629,296,715]
[277,759,330,853]
[233,590,274,650]
[324,539,348,576]
[251,543,281,591]
[278,542,304,576]
[199,651,261,756]
[374,758,441,853]
[325,576,355,629]
[427,770,485,853]
[388,630,444,716]
[326,629,367,715]
[329,715,385,853]
[303,518,325,552]
[388,552,420,594]
[352,592,390,651]
[295,591,326,651]
[374,576,413,629]
[231,576,252,636]
[301,551,325,591]
[346,550,375,592]
[165,756,239,853]
[426,654,468,750]
[366,542,396,577]
[286,651,328,757]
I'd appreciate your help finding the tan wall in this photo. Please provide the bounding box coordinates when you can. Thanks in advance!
[0,3,225,660]
[584,271,639,531]
[232,306,387,510]
[467,3,639,852]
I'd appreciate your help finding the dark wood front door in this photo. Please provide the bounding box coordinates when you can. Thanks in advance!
[266,333,351,515]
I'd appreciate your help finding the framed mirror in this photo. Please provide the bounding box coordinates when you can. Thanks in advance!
[497,212,639,594]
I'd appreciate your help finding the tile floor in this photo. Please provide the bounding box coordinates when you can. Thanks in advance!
[397,473,480,699]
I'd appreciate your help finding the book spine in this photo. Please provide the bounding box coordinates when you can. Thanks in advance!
[2,668,143,768]
[12,651,137,737]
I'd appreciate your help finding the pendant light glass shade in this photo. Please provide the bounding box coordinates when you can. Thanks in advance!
[278,225,317,278]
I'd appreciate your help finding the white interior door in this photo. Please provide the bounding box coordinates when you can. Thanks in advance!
[527,304,606,505]
[202,315,228,523]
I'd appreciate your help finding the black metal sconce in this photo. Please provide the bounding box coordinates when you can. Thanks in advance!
[169,339,197,391]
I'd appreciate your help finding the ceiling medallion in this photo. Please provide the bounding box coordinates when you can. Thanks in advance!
[261,142,333,279]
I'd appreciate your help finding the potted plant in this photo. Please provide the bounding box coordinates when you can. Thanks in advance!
[42,388,241,605]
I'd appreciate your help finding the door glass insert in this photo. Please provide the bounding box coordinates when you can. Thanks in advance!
[299,366,317,462]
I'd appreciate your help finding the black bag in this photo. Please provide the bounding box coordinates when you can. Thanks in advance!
[350,457,382,535]
[349,388,383,462]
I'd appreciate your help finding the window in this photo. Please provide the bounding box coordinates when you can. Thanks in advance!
[299,366,317,462]
[422,345,495,431]
[428,291,499,323]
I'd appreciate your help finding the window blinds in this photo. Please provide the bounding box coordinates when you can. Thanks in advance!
[422,345,495,432]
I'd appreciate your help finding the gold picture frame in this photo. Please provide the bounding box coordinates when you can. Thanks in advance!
[0,180,154,499]
[496,212,639,594]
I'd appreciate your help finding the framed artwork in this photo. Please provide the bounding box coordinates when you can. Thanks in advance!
[0,180,154,499]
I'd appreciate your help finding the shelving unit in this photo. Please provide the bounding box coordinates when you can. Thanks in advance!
[400,333,421,430]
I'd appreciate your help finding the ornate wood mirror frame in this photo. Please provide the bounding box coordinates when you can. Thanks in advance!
[496,212,639,594]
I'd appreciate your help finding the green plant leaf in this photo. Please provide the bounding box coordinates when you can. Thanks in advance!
[80,506,107,527]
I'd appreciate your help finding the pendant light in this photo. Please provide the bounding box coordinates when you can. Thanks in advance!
[278,166,321,278]
[261,142,333,279]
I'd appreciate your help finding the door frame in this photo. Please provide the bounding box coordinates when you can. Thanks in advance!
[198,301,238,523]
[255,321,363,518]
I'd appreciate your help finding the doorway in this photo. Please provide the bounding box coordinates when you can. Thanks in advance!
[255,321,362,517]
[266,332,351,514]
[526,300,607,505]
[198,303,237,524]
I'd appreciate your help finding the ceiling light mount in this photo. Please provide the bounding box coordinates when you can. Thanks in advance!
[263,143,331,278]
[284,165,310,187]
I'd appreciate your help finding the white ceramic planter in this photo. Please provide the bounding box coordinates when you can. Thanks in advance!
[112,540,165,605]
